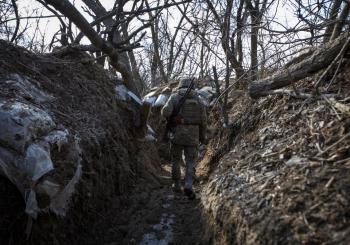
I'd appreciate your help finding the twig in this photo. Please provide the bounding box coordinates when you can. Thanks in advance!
[210,71,247,112]
[334,157,350,164]
[326,55,344,91]
[0,15,63,25]
[309,202,322,212]
[265,89,338,99]
[328,98,350,115]
[303,213,316,231]
[316,132,350,157]
[325,176,335,188]
[93,54,108,61]
[244,88,340,101]
[37,0,67,34]
[314,34,350,90]
[340,97,350,102]
[321,95,342,120]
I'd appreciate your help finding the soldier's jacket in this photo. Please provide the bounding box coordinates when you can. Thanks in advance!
[161,88,207,146]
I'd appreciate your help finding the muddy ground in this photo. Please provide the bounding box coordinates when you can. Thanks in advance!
[103,164,207,245]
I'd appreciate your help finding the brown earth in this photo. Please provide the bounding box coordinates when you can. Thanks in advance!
[1,39,350,245]
[197,64,350,244]
[0,40,210,245]
[103,164,208,245]
[0,40,159,244]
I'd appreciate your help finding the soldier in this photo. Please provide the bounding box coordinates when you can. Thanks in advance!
[161,78,207,199]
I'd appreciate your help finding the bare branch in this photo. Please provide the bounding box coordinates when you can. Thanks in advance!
[41,0,139,94]
[249,33,350,98]
[10,0,20,43]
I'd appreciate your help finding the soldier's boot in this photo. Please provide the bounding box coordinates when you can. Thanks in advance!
[184,187,195,200]
[172,181,182,193]
[184,171,195,199]
[171,146,181,193]
[172,162,181,193]
[184,151,195,199]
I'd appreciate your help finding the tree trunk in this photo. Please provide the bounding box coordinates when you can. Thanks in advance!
[330,1,350,41]
[205,0,245,79]
[95,23,105,66]
[212,66,221,98]
[236,0,245,65]
[145,0,167,84]
[323,0,343,43]
[222,58,230,126]
[200,36,205,79]
[167,6,187,78]
[81,0,138,90]
[249,33,349,98]
[250,22,259,80]
[121,23,145,93]
[150,51,158,86]
[43,0,139,94]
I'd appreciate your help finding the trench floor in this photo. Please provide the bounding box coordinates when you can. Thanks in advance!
[116,163,207,245]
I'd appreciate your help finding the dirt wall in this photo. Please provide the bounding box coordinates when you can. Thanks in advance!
[0,41,161,244]
[198,73,350,244]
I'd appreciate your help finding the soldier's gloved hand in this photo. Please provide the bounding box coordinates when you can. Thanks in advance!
[174,116,185,125]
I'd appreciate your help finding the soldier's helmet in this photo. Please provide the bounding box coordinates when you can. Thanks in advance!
[178,78,195,89]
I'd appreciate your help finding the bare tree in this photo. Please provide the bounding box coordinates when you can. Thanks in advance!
[245,0,269,80]
[2,0,349,101]
[145,0,167,86]
[323,0,342,43]
[9,0,19,42]
[40,0,140,93]
[205,0,246,79]
[330,0,350,40]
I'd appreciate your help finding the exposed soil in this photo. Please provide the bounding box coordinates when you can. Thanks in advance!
[0,40,208,245]
[101,163,207,245]
[198,67,350,244]
[0,40,161,244]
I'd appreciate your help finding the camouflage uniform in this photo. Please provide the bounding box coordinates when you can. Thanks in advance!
[161,79,207,193]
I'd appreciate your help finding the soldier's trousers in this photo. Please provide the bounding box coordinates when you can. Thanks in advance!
[170,143,197,190]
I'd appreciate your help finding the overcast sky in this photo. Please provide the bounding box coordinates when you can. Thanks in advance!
[4,0,316,79]
[13,0,302,49]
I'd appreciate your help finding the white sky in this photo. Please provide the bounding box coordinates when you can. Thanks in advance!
[15,0,160,45]
[5,0,320,79]
[14,0,302,48]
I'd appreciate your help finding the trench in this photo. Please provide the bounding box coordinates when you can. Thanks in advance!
[0,40,213,245]
[115,163,209,245]
[0,176,26,243]
[0,158,212,245]
[2,39,350,245]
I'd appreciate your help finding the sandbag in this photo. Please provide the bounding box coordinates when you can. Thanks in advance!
[0,100,82,219]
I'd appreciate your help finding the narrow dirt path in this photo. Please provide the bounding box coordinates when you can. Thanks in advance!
[114,163,207,245]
